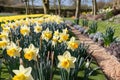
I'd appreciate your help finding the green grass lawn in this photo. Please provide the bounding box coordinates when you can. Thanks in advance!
[65,18,120,38]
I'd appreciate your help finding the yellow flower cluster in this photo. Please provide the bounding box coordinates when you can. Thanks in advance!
[0,14,44,22]
[0,14,79,79]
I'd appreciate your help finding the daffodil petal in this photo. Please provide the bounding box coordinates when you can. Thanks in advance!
[24,67,32,76]
[13,70,20,75]
[57,55,65,61]
[19,65,25,72]
[63,51,71,58]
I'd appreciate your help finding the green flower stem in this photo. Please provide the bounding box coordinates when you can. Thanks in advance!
[50,52,54,80]
[67,70,70,80]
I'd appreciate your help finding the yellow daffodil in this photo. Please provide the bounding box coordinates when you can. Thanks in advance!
[8,22,15,29]
[6,41,22,58]
[12,65,34,80]
[0,31,9,40]
[62,28,68,34]
[20,25,30,36]
[24,44,39,61]
[67,37,79,51]
[59,33,69,43]
[41,28,52,42]
[1,24,5,28]
[37,18,44,24]
[57,51,76,72]
[34,24,42,33]
[55,16,63,24]
[52,36,59,47]
[0,39,9,49]
[2,26,10,32]
[54,30,59,37]
[24,18,30,26]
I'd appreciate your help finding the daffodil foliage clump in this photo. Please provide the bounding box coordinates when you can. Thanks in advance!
[0,15,96,80]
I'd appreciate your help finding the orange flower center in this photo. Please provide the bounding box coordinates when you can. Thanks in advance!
[24,51,34,61]
[7,48,16,57]
[61,59,70,69]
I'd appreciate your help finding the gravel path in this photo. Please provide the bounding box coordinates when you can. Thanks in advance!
[70,26,120,80]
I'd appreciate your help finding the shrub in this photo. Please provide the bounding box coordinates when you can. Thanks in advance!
[87,22,98,34]
[102,27,117,47]
[82,19,88,27]
[105,11,113,19]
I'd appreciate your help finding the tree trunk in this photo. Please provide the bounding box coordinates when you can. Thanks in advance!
[58,0,61,16]
[92,0,97,16]
[28,0,30,14]
[31,0,35,13]
[75,0,81,24]
[42,0,49,14]
[25,0,28,15]
[54,0,57,15]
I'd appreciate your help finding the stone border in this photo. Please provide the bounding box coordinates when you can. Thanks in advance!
[70,26,120,80]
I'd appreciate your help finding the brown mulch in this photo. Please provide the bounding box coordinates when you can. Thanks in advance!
[70,27,120,80]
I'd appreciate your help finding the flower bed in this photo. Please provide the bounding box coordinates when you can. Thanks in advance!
[72,19,120,62]
[0,15,105,80]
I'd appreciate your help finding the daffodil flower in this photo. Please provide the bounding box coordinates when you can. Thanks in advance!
[20,25,30,36]
[62,28,68,34]
[52,36,59,47]
[57,51,76,72]
[0,31,9,40]
[67,37,79,51]
[12,65,34,80]
[6,41,22,58]
[54,30,59,37]
[41,28,52,42]
[24,44,39,61]
[37,18,44,24]
[59,32,69,43]
[2,26,10,32]
[34,24,42,33]
[0,39,9,49]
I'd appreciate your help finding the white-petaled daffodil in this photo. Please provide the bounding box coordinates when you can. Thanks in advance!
[34,24,42,33]
[57,51,76,72]
[52,36,59,47]
[62,28,68,34]
[58,32,69,43]
[6,41,22,58]
[53,30,59,37]
[67,37,79,51]
[0,39,9,49]
[24,44,39,61]
[12,65,34,80]
[20,25,30,36]
[2,26,10,33]
[41,28,52,42]
[0,31,9,40]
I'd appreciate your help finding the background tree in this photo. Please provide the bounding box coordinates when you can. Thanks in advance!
[21,0,29,14]
[57,0,61,16]
[42,0,49,14]
[31,0,35,13]
[92,0,97,16]
[75,0,81,24]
